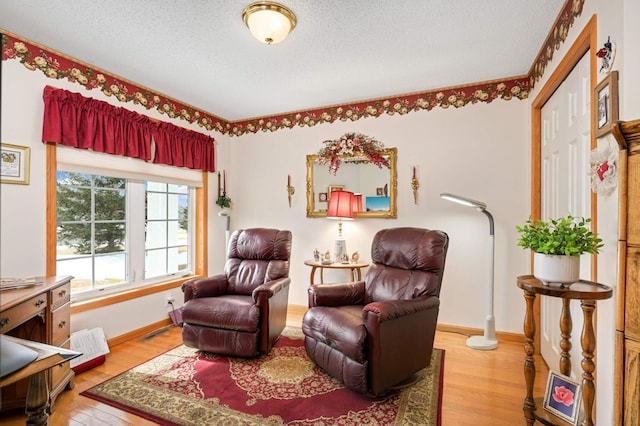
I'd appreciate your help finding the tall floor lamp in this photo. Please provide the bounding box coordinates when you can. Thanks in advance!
[440,192,498,350]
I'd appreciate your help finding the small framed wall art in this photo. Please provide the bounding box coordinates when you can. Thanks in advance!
[1,143,31,185]
[543,371,582,425]
[318,192,328,202]
[327,185,344,197]
[594,70,619,138]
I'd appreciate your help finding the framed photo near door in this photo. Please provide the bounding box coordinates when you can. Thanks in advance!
[543,371,582,425]
[593,70,618,138]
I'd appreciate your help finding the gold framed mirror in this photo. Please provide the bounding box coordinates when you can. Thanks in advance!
[306,148,397,218]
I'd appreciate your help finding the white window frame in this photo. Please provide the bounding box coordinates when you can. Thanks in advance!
[56,147,201,302]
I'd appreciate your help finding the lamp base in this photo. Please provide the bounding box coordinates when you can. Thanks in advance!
[466,315,498,350]
[334,238,347,263]
[466,335,499,350]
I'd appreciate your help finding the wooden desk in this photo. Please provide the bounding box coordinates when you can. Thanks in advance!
[304,260,369,284]
[516,275,612,426]
[0,335,81,426]
[0,276,74,413]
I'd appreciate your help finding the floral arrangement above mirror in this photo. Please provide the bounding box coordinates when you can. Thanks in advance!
[317,133,390,175]
[307,132,397,219]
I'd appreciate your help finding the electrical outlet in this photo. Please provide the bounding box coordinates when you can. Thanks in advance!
[165,294,175,306]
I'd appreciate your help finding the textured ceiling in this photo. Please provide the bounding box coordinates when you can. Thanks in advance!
[0,0,566,121]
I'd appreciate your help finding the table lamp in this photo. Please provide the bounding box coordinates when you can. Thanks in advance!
[351,193,363,213]
[440,192,498,350]
[327,190,354,262]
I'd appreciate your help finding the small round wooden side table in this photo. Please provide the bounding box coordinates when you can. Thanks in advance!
[516,275,612,426]
[303,260,369,284]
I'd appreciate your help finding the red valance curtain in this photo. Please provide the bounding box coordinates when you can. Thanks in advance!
[42,86,215,171]
[153,122,216,172]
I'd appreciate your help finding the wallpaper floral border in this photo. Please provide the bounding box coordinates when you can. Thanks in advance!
[1,33,229,135]
[1,0,584,137]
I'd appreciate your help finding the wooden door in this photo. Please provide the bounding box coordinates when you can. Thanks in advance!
[539,52,592,376]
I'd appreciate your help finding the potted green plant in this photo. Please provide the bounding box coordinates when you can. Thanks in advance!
[215,194,231,208]
[516,215,603,284]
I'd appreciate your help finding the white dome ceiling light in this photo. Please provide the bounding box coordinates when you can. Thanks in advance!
[242,2,297,45]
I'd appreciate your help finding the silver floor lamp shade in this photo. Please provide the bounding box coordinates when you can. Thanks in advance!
[440,193,498,350]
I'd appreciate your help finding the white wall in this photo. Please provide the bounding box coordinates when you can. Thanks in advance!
[227,101,531,333]
[1,55,531,337]
[2,2,638,419]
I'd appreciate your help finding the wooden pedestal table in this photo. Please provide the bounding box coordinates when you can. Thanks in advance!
[516,275,612,426]
[303,260,369,284]
[0,335,81,426]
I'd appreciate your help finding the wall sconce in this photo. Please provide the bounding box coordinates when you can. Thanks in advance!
[327,190,354,262]
[286,174,295,207]
[411,166,420,204]
[242,2,297,45]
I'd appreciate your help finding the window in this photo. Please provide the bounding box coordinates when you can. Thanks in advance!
[56,171,194,299]
[144,182,191,279]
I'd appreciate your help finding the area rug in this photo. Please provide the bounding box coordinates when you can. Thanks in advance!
[81,327,444,425]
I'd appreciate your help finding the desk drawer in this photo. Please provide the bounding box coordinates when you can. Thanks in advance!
[51,339,71,387]
[51,303,71,345]
[50,282,71,310]
[0,295,47,333]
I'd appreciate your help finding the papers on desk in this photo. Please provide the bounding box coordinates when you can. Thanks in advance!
[0,276,43,290]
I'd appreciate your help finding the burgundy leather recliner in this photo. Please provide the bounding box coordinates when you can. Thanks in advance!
[302,227,449,395]
[181,228,292,357]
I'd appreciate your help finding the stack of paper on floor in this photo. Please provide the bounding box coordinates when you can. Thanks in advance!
[70,327,110,374]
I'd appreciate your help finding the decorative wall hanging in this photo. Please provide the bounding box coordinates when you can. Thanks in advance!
[286,174,295,207]
[216,170,232,208]
[316,133,389,175]
[411,166,420,204]
[590,138,618,196]
[596,36,616,75]
[1,143,30,185]
[594,71,619,139]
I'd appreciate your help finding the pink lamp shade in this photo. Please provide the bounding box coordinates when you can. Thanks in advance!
[352,193,363,213]
[327,190,354,220]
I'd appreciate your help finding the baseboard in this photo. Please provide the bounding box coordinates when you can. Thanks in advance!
[436,323,524,344]
[107,318,173,347]
[106,305,524,347]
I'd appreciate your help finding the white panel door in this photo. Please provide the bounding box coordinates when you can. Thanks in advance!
[539,53,591,378]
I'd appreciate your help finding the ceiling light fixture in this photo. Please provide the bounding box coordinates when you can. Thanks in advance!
[242,2,297,45]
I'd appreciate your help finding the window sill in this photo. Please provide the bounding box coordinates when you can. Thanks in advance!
[70,275,201,314]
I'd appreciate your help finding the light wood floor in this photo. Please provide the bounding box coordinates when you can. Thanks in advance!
[1,309,549,425]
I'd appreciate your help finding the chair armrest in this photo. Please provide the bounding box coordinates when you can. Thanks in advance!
[181,274,229,302]
[253,277,291,302]
[307,281,365,307]
[363,295,439,323]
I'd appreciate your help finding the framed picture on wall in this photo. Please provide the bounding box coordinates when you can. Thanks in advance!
[1,143,30,185]
[594,70,618,138]
[543,371,582,425]
[318,192,328,202]
[328,185,344,198]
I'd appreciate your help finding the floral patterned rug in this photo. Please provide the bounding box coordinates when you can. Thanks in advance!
[81,328,444,425]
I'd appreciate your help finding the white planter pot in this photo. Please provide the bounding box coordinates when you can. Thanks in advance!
[533,253,580,284]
